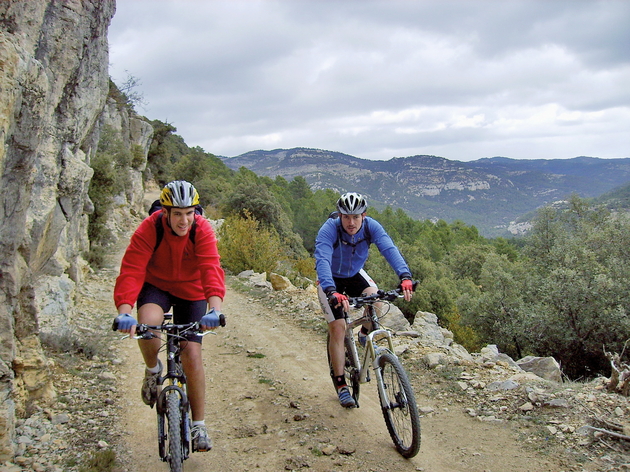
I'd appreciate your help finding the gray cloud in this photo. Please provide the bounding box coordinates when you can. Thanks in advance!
[108,0,630,161]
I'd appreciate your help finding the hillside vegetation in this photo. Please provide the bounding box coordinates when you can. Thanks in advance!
[222,148,630,237]
[89,81,630,381]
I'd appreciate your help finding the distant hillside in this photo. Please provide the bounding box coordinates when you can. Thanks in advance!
[221,148,630,237]
[593,181,630,210]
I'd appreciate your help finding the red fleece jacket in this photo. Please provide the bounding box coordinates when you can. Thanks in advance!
[114,212,225,308]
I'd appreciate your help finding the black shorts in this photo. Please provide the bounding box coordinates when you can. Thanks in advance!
[137,282,207,343]
[317,269,377,322]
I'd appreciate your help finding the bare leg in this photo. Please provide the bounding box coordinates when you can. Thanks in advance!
[137,303,164,369]
[361,285,379,328]
[329,318,347,377]
[181,342,205,421]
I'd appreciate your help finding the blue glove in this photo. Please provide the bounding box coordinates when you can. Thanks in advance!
[200,308,221,330]
[113,313,137,331]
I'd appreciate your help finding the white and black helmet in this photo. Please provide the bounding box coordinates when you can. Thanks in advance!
[337,192,368,215]
[160,180,200,208]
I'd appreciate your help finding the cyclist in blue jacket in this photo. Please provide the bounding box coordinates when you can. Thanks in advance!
[314,192,414,408]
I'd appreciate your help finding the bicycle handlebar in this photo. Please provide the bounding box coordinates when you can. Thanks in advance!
[111,313,226,333]
[348,281,419,308]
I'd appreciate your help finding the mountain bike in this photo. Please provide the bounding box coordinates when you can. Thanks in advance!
[113,313,225,472]
[326,286,421,458]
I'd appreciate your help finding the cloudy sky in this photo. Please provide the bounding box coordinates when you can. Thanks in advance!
[108,0,630,162]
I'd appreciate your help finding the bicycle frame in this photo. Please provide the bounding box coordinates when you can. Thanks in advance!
[345,307,397,409]
[156,319,191,405]
[330,285,421,458]
[114,311,226,469]
[123,315,216,465]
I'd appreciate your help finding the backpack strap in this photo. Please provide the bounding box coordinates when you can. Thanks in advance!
[332,218,342,249]
[154,215,165,253]
[189,219,197,244]
[153,214,197,252]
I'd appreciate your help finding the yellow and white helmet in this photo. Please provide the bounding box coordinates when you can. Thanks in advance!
[160,180,200,208]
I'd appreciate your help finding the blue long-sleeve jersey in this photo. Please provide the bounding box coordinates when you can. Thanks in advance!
[314,216,411,293]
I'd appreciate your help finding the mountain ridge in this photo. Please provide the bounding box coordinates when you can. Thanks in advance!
[221,148,630,237]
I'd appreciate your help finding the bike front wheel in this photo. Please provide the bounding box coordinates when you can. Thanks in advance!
[327,332,361,405]
[377,351,421,458]
[166,391,184,472]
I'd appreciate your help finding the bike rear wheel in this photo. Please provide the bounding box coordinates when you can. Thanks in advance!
[377,351,421,458]
[166,391,184,472]
[326,332,361,405]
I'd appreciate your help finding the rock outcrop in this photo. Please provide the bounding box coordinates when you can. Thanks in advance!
[0,0,118,460]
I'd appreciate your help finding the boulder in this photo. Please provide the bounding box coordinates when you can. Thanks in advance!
[517,356,563,383]
[381,304,410,332]
[270,273,296,291]
[479,345,520,368]
[411,312,448,347]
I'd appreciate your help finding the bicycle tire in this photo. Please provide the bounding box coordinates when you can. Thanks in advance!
[377,351,421,458]
[166,391,184,472]
[326,332,361,404]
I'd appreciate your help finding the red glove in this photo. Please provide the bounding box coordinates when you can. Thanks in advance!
[327,292,348,307]
[400,279,413,292]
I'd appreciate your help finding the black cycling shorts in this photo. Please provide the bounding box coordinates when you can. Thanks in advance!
[137,282,207,343]
[317,269,377,322]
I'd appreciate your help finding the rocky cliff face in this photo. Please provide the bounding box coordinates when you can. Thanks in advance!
[0,0,145,460]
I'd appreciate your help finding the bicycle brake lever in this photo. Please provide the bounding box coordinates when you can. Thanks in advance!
[198,331,217,337]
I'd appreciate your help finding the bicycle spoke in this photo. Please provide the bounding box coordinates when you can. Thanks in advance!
[377,351,421,458]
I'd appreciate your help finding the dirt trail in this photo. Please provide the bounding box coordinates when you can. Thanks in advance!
[106,192,567,471]
[113,283,565,472]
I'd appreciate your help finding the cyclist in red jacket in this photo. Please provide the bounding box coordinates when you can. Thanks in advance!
[113,180,224,452]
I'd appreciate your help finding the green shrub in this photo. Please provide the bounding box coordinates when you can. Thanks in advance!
[131,144,145,169]
[443,310,482,353]
[218,211,284,275]
[88,127,132,250]
[289,257,315,280]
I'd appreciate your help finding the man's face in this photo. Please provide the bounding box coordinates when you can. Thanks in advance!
[165,206,196,236]
[340,213,364,236]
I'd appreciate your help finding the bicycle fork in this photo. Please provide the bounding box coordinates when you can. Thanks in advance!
[361,329,401,411]
[157,384,191,461]
[157,342,191,462]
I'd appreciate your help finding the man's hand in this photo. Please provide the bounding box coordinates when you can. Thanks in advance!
[327,292,349,311]
[200,308,221,330]
[399,278,414,302]
[112,313,137,335]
